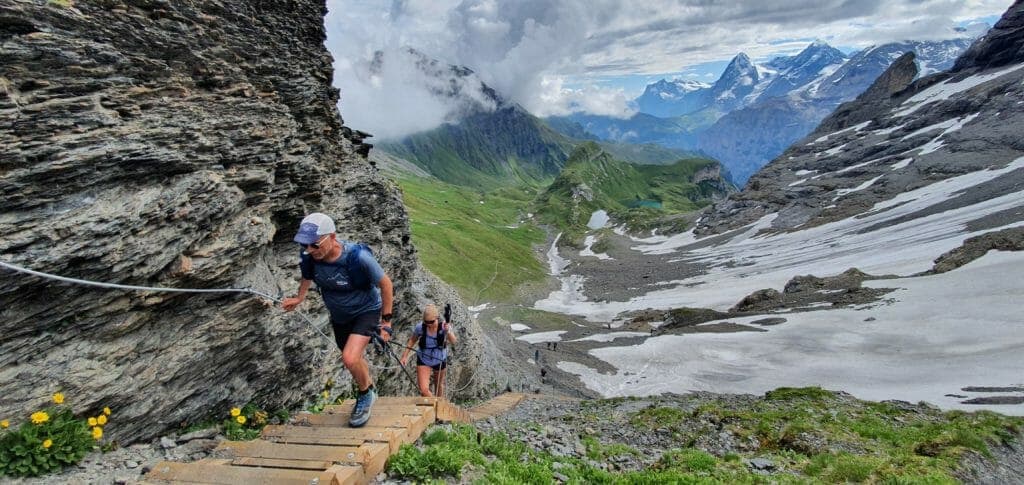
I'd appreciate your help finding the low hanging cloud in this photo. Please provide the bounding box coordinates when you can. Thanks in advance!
[325,0,1010,139]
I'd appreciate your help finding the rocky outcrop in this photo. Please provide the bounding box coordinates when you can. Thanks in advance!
[696,1,1024,236]
[952,0,1024,72]
[0,1,503,443]
[929,227,1024,274]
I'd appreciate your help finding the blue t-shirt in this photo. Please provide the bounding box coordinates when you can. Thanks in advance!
[299,242,385,324]
[414,322,448,367]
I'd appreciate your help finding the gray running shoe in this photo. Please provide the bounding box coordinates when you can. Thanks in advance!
[349,388,377,427]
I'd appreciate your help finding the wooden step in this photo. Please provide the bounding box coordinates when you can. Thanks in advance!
[338,396,438,407]
[262,424,404,453]
[293,411,431,441]
[143,458,362,484]
[217,440,389,478]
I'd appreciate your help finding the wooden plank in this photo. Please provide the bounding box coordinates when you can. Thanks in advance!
[144,460,343,485]
[217,440,365,463]
[262,424,402,452]
[330,464,365,485]
[293,412,415,430]
[317,406,434,437]
[231,456,332,470]
[358,443,390,478]
[324,404,434,416]
[339,396,438,407]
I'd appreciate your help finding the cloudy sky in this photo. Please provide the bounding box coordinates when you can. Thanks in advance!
[324,0,1008,139]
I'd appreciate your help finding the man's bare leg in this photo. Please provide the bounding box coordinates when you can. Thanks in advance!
[342,334,373,391]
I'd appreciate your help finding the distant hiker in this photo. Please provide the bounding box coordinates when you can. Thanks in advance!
[552,342,558,351]
[534,348,540,362]
[282,213,393,427]
[546,342,551,350]
[540,367,547,384]
[400,304,457,397]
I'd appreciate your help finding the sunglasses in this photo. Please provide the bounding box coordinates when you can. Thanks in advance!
[424,319,437,324]
[303,235,329,250]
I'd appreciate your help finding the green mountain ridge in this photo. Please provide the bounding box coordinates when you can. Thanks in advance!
[535,142,734,242]
[380,105,574,188]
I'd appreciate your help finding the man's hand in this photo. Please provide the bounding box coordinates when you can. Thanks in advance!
[399,356,408,367]
[379,325,392,343]
[282,296,303,312]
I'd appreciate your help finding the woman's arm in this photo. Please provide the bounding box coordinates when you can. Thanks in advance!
[399,334,418,365]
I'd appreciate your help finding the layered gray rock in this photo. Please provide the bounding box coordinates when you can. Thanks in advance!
[0,0,508,443]
[696,1,1024,237]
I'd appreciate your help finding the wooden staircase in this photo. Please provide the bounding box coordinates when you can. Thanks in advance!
[143,393,530,484]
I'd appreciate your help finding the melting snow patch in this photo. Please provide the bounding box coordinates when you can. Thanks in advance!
[824,143,848,157]
[838,158,884,174]
[895,63,1024,117]
[572,332,649,343]
[468,303,490,312]
[547,233,569,275]
[516,330,566,344]
[833,176,882,200]
[873,124,905,136]
[580,235,612,260]
[560,251,1024,415]
[891,158,913,170]
[534,157,1024,320]
[788,179,808,187]
[630,229,700,255]
[795,170,816,176]
[510,323,531,332]
[813,121,872,143]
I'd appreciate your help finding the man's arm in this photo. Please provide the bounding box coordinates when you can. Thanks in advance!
[378,274,393,342]
[282,279,312,311]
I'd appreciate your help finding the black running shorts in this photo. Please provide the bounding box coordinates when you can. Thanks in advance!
[331,311,380,350]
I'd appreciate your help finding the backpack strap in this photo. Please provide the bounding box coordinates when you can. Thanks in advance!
[343,242,373,290]
[418,321,446,350]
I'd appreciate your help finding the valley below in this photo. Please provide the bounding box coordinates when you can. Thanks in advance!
[482,155,1024,416]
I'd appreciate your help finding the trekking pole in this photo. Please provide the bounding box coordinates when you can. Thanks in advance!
[440,303,452,401]
[371,326,418,388]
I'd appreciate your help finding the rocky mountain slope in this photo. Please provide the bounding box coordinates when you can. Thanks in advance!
[0,0,523,443]
[696,0,1024,236]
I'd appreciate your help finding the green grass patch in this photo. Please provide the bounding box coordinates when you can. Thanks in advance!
[631,406,688,430]
[764,386,834,402]
[397,176,547,303]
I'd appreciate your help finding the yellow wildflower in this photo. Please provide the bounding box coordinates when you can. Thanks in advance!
[1,420,8,428]
[52,392,65,404]
[97,415,107,425]
[31,411,49,425]
[230,407,241,417]
[88,417,98,427]
[92,426,103,440]
[43,439,53,449]
[322,390,329,399]
[236,415,246,425]
[103,407,111,416]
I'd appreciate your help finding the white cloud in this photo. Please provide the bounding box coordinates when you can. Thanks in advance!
[324,0,1011,137]
[534,76,636,118]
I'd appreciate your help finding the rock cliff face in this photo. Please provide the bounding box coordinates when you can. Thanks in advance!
[696,1,1024,236]
[0,1,503,443]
